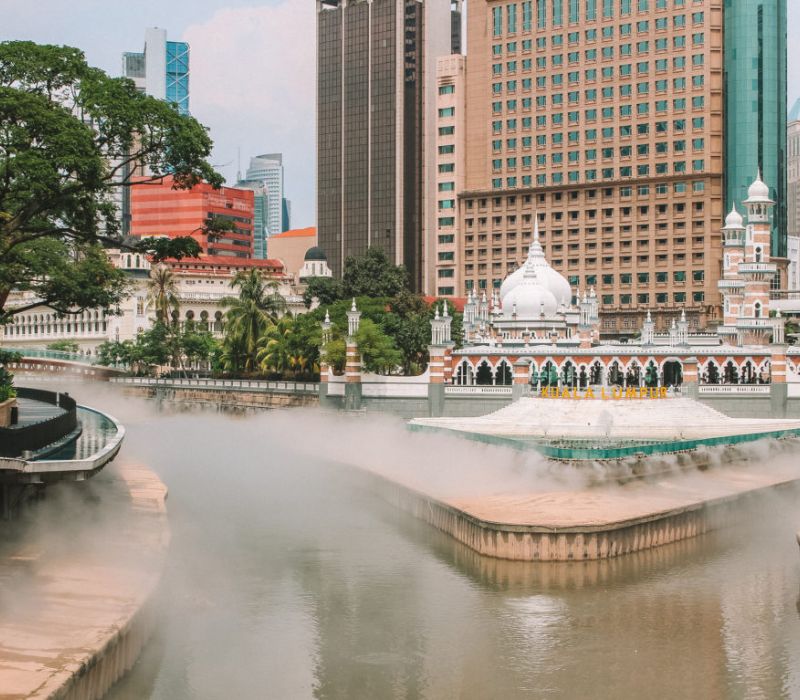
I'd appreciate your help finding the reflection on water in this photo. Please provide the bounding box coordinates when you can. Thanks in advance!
[30,381,800,700]
[38,408,119,461]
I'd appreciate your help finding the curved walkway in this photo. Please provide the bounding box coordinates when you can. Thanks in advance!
[0,462,169,698]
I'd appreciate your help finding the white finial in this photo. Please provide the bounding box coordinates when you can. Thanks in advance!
[590,286,595,298]
[434,305,440,320]
[443,302,449,318]
[680,309,686,322]
[646,309,652,323]
[533,215,540,243]
[324,309,331,323]
[351,298,357,312]
[671,318,677,329]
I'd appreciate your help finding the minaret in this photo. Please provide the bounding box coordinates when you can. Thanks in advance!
[719,204,747,334]
[739,172,777,345]
[641,310,655,346]
[345,299,362,410]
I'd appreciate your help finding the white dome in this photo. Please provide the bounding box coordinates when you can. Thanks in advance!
[723,205,744,230]
[503,273,559,319]
[499,265,525,299]
[499,220,573,307]
[746,172,771,202]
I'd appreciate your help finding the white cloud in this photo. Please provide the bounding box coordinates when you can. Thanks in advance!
[183,0,316,227]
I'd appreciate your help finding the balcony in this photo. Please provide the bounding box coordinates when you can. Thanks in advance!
[737,262,777,278]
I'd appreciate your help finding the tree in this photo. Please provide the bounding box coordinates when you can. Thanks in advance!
[221,270,286,372]
[0,41,221,324]
[46,339,79,353]
[302,276,344,308]
[147,264,180,325]
[342,248,409,298]
[351,319,402,375]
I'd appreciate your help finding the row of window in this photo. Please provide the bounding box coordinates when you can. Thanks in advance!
[491,140,706,168]
[488,119,706,151]
[492,100,706,132]
[488,160,705,188]
[492,54,705,95]
[568,271,704,285]
[493,0,699,37]
[493,77,704,113]
[493,36,704,75]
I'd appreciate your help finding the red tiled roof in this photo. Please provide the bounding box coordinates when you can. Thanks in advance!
[270,226,316,239]
[165,255,285,270]
[425,296,467,312]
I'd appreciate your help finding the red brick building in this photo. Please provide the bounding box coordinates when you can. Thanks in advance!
[130,176,255,258]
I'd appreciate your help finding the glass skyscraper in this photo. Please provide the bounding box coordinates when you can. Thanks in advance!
[724,0,787,258]
[123,28,190,116]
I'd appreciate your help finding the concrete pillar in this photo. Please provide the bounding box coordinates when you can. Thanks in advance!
[344,339,362,411]
[512,358,531,401]
[683,356,699,400]
[770,344,788,418]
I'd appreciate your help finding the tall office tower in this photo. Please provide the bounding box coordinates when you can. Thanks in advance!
[121,28,190,235]
[234,179,270,259]
[787,99,800,238]
[723,0,787,260]
[245,154,289,238]
[435,0,787,334]
[122,28,190,115]
[316,0,459,292]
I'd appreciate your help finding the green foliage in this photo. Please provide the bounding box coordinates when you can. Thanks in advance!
[302,276,344,308]
[256,315,321,379]
[353,319,403,374]
[341,247,409,298]
[0,349,19,401]
[147,264,180,324]
[46,340,79,353]
[221,271,287,372]
[0,40,220,323]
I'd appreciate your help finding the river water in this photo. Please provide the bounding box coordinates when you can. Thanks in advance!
[33,381,800,699]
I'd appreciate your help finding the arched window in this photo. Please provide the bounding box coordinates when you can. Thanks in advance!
[754,302,762,319]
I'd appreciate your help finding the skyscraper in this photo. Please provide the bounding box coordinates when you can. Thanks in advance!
[234,179,270,259]
[123,27,190,115]
[434,0,786,334]
[316,0,461,291]
[788,98,800,239]
[723,0,787,259]
[244,154,290,237]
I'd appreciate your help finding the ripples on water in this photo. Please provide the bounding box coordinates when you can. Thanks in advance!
[28,381,800,700]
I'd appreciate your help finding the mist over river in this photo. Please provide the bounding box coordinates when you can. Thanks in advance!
[25,380,800,699]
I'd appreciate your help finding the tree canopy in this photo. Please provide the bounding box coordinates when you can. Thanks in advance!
[0,41,221,323]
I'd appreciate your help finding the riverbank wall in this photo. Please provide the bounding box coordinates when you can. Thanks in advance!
[0,463,169,699]
[123,385,318,410]
[350,457,800,562]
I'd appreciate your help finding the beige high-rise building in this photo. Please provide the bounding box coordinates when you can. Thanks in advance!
[435,0,727,335]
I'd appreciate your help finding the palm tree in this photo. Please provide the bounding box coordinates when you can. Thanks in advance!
[147,264,180,326]
[222,270,287,373]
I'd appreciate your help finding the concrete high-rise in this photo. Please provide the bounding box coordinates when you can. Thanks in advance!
[434,0,787,335]
[122,28,190,115]
[788,99,800,238]
[316,0,462,292]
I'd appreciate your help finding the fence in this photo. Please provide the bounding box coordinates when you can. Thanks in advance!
[698,385,771,395]
[111,376,319,394]
[0,387,78,458]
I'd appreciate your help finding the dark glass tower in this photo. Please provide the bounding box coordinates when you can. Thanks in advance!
[316,0,457,291]
[724,0,787,258]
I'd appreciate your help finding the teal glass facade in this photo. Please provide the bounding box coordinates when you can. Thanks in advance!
[724,0,787,258]
[166,41,190,116]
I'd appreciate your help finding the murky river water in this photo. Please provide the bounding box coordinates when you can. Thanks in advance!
[30,381,800,699]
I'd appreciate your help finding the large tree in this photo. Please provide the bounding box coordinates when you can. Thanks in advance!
[341,248,409,298]
[0,41,221,324]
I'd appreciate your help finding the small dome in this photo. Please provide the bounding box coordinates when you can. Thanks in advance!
[304,246,327,261]
[745,172,772,203]
[503,274,559,319]
[723,205,744,230]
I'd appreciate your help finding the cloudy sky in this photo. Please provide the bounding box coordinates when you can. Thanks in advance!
[3,0,800,230]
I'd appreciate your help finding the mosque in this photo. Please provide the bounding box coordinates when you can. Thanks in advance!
[431,173,795,391]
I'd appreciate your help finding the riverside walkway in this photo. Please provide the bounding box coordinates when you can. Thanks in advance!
[9,397,65,429]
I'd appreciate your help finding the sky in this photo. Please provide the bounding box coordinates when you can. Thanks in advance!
[3,0,800,231]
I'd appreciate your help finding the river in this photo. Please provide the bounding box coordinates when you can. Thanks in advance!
[30,381,800,699]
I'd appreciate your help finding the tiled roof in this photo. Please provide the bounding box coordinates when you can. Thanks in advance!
[271,227,316,239]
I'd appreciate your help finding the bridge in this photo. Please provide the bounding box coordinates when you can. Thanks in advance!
[5,349,126,380]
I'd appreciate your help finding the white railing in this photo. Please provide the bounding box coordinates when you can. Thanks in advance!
[698,385,771,395]
[444,385,513,396]
[110,377,319,394]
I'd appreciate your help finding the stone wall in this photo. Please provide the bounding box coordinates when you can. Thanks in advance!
[126,386,318,410]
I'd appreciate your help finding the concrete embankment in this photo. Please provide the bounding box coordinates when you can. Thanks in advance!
[0,463,169,699]
[351,450,800,562]
[122,385,317,410]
